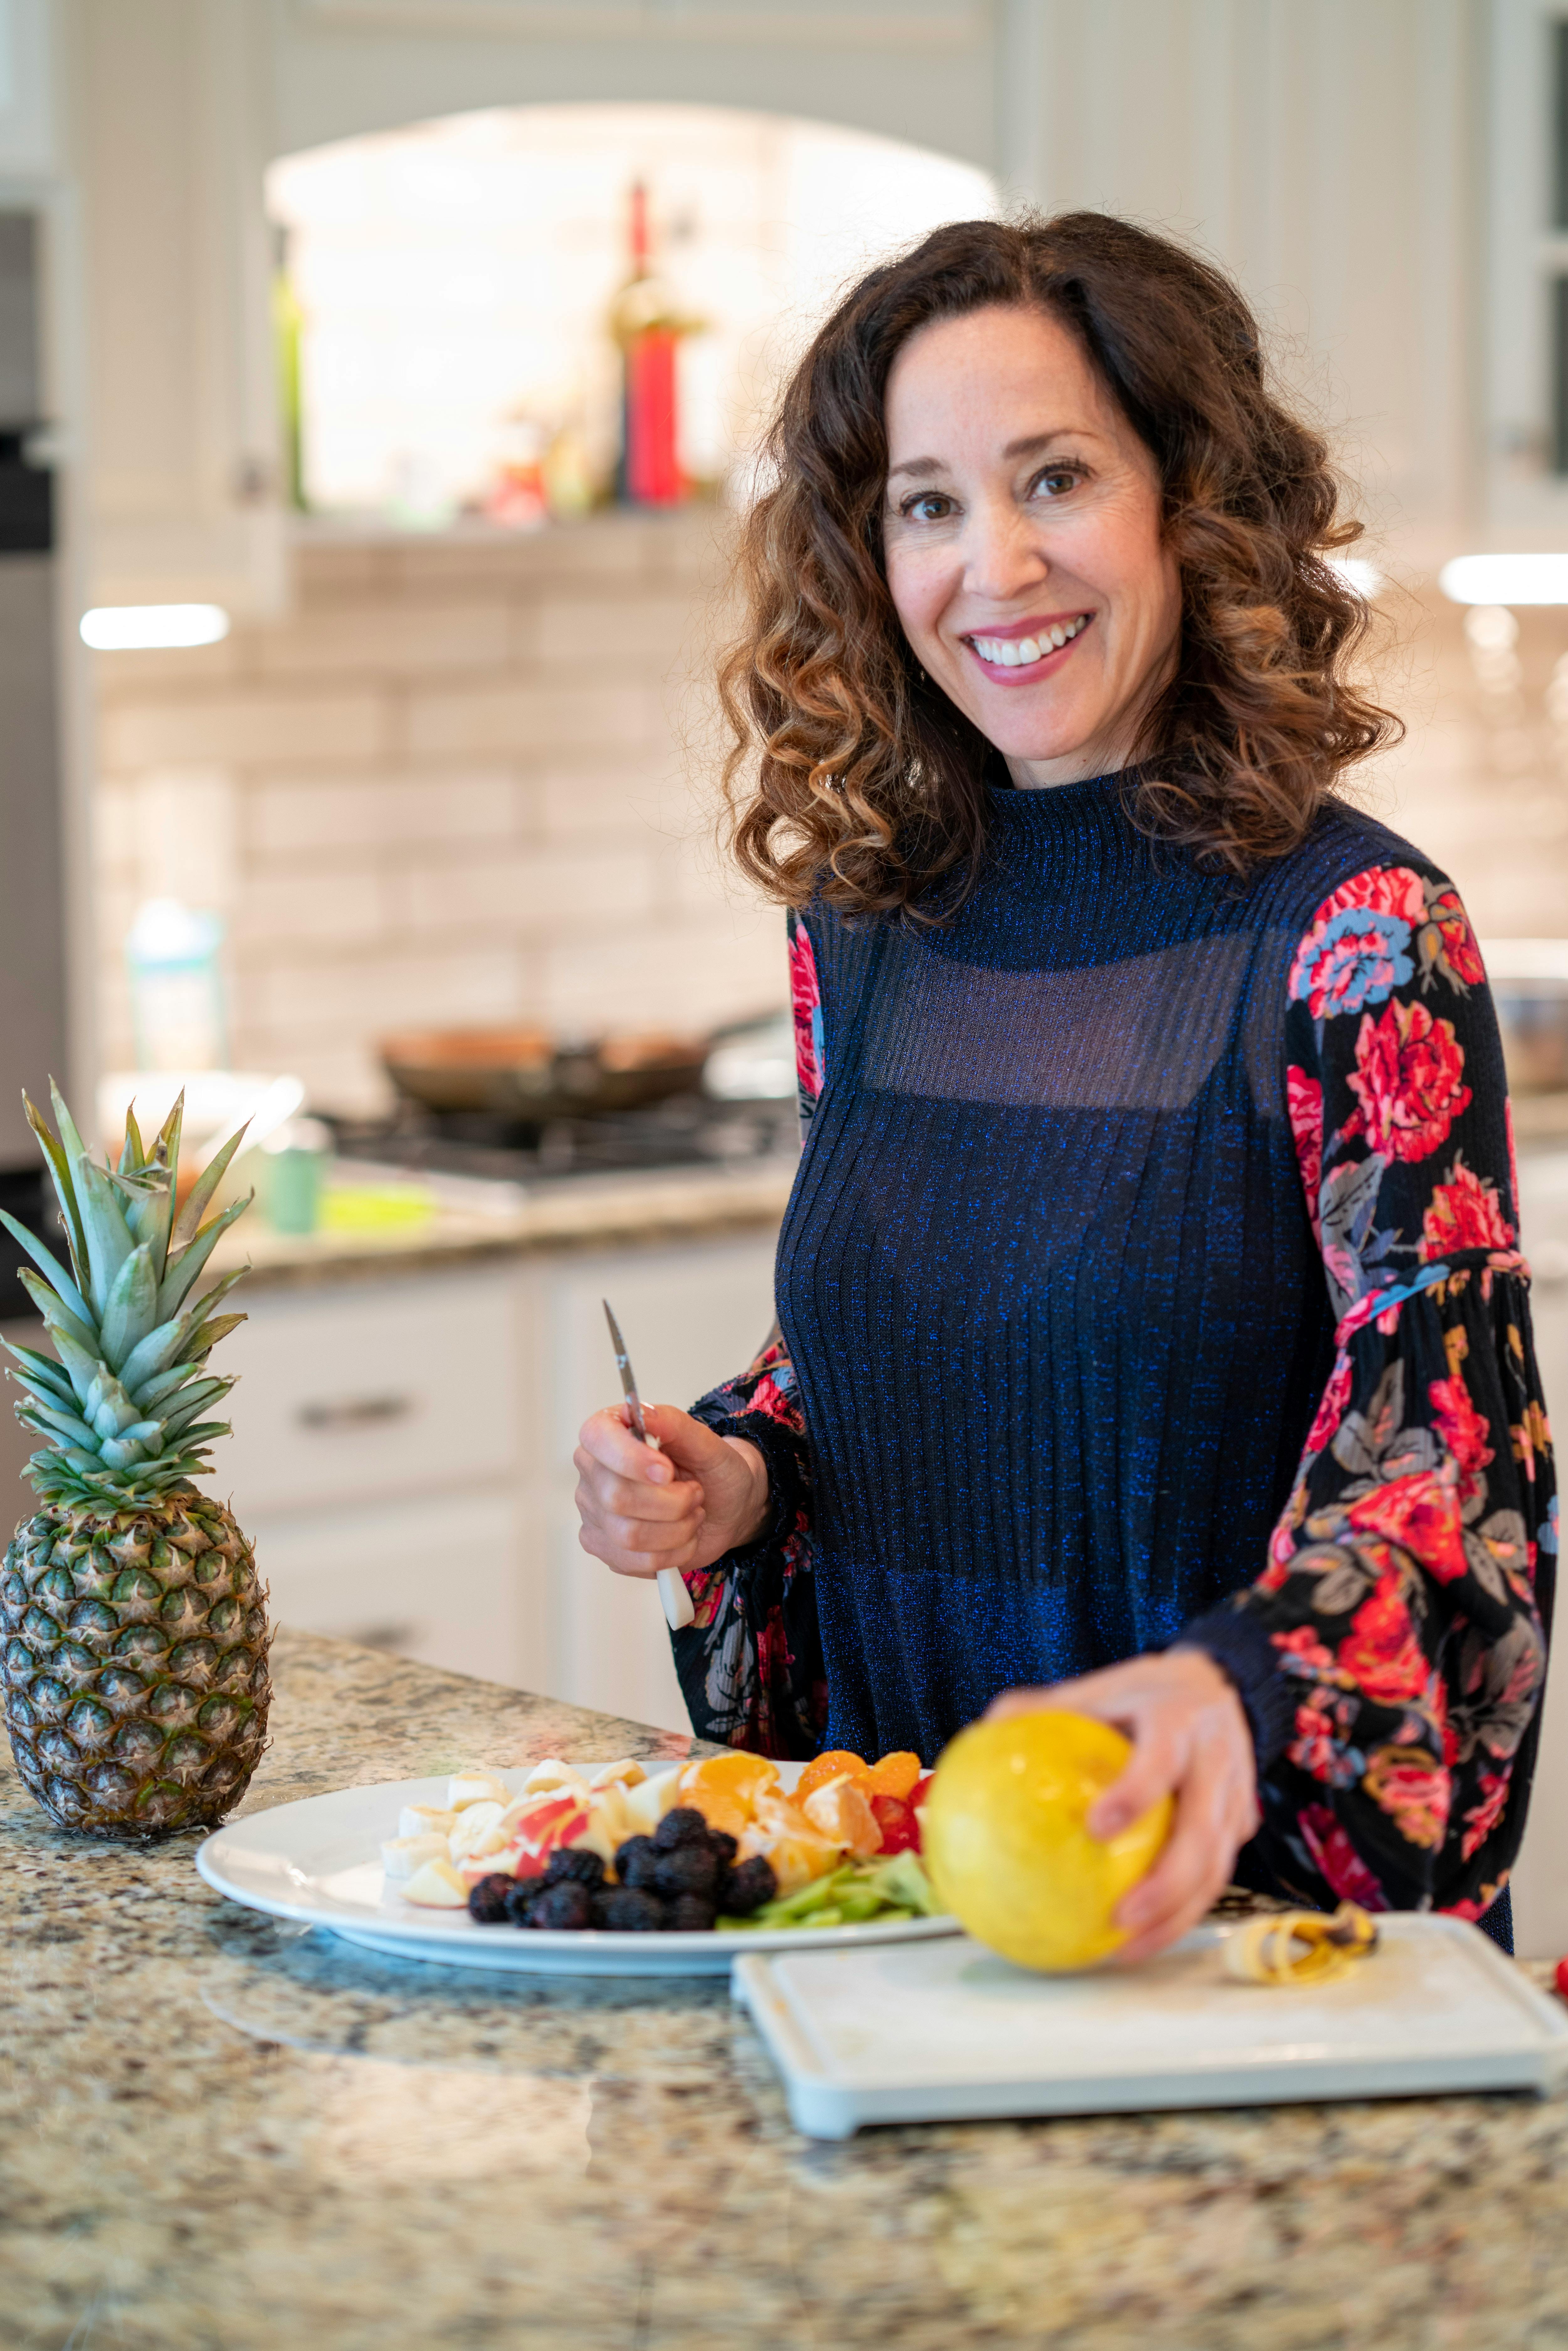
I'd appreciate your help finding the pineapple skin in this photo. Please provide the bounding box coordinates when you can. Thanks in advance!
[0,1484,271,1837]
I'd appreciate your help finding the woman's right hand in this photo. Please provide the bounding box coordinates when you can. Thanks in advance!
[574,1404,771,1584]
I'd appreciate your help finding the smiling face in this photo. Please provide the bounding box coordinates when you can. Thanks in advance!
[881,303,1182,788]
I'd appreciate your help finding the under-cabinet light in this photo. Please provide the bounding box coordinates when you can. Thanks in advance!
[1439,555,1568,607]
[79,603,231,650]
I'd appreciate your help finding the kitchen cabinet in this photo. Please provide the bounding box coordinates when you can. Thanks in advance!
[218,1228,778,1736]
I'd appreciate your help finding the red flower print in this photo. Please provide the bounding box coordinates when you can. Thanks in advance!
[1460,1767,1513,1862]
[1273,1623,1339,1675]
[1506,1099,1521,1228]
[788,917,822,1102]
[1305,1353,1353,1454]
[1420,1153,1516,1259]
[1337,1569,1429,1704]
[1286,1065,1323,1232]
[1290,869,1426,1017]
[1428,1370,1495,1502]
[1345,1472,1469,1582]
[1346,998,1471,1163]
[1297,1803,1390,1909]
[1288,1699,1343,1782]
[1422,887,1486,988]
[1363,1745,1451,1851]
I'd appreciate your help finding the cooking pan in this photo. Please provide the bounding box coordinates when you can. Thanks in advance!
[378,1025,710,1120]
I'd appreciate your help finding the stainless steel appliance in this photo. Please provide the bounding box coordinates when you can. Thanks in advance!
[0,210,68,1498]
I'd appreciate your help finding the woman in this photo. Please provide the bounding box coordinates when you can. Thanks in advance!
[574,213,1554,1962]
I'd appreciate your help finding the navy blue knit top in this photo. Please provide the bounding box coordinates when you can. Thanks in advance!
[676,772,1554,1922]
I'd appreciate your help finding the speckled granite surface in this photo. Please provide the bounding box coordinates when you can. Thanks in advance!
[215,1157,796,1295]
[4,1629,1568,2351]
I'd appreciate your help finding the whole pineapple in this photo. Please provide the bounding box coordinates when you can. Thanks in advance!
[0,1085,270,1837]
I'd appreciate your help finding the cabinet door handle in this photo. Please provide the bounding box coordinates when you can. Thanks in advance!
[296,1394,415,1432]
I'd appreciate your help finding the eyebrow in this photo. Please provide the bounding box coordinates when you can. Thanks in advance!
[886,430,1083,484]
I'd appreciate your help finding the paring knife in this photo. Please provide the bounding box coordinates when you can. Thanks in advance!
[602,1298,696,1632]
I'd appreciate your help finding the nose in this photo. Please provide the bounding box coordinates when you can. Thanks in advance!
[962,493,1047,605]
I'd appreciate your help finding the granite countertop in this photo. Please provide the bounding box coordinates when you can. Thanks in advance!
[212,1156,797,1294]
[4,1630,1567,2351]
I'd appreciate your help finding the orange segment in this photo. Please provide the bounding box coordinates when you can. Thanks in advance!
[684,1749,780,1804]
[796,1749,871,1802]
[679,1786,750,1842]
[866,1751,923,1800]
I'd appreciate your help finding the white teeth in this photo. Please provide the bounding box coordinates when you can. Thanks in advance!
[973,617,1087,667]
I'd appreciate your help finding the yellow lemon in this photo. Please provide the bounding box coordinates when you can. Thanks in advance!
[923,1711,1173,1971]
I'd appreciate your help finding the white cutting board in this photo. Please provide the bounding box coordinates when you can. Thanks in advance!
[732,1914,1568,2139]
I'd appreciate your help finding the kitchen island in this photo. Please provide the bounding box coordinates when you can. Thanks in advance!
[2,1631,1566,2349]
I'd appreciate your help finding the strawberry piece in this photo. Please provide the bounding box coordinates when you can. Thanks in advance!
[1555,1956,1568,2003]
[870,1793,919,1854]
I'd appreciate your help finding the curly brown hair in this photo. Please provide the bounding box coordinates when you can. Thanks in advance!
[718,210,1399,917]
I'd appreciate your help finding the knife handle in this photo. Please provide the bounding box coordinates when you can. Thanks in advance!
[657,1566,695,1631]
[638,1431,694,1627]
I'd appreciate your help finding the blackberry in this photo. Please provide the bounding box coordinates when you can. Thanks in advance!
[665,1893,717,1932]
[653,1806,711,1853]
[708,1829,739,1869]
[653,1843,719,1900]
[719,1856,777,1915]
[466,1873,516,1925]
[504,1878,544,1926]
[595,1886,666,1933]
[614,1835,662,1889]
[530,1880,592,1931]
[543,1847,606,1890]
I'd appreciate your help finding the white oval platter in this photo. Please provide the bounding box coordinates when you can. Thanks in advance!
[195,1760,957,1976]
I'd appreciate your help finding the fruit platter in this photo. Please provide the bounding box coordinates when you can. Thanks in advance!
[195,1745,958,1976]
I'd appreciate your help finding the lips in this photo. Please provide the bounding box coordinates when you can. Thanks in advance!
[966,613,1092,670]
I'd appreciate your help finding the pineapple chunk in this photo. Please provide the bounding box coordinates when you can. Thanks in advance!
[398,1803,459,1841]
[802,1777,882,1859]
[448,1799,508,1862]
[380,1833,450,1880]
[402,1857,469,1907]
[446,1768,511,1811]
[588,1757,646,1791]
[620,1772,681,1833]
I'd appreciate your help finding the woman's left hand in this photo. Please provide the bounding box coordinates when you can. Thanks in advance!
[984,1649,1260,1966]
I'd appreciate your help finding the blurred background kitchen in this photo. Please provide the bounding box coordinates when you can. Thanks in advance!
[6,0,1568,1939]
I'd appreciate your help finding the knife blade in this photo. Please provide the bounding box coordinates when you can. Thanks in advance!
[602,1298,695,1632]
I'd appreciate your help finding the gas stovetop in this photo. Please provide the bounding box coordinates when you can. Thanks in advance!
[324,1094,798,1187]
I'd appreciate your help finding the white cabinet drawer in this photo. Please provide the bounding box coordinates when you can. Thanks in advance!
[220,1270,518,1518]
[253,1486,530,1690]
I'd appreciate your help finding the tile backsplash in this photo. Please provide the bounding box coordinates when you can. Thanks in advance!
[91,509,780,1115]
[90,526,1568,1118]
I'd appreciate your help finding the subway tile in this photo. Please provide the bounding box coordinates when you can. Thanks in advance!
[251,602,510,679]
[532,594,699,671]
[385,845,654,937]
[255,947,523,1038]
[231,865,387,948]
[542,914,784,1037]
[291,543,395,603]
[90,635,245,692]
[536,762,674,844]
[405,682,656,759]
[102,691,387,772]
[248,771,519,856]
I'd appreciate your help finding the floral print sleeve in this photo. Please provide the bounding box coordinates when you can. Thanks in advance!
[668,910,828,1756]
[1185,864,1555,1921]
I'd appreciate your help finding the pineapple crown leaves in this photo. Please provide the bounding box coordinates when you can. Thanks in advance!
[0,1083,253,1508]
